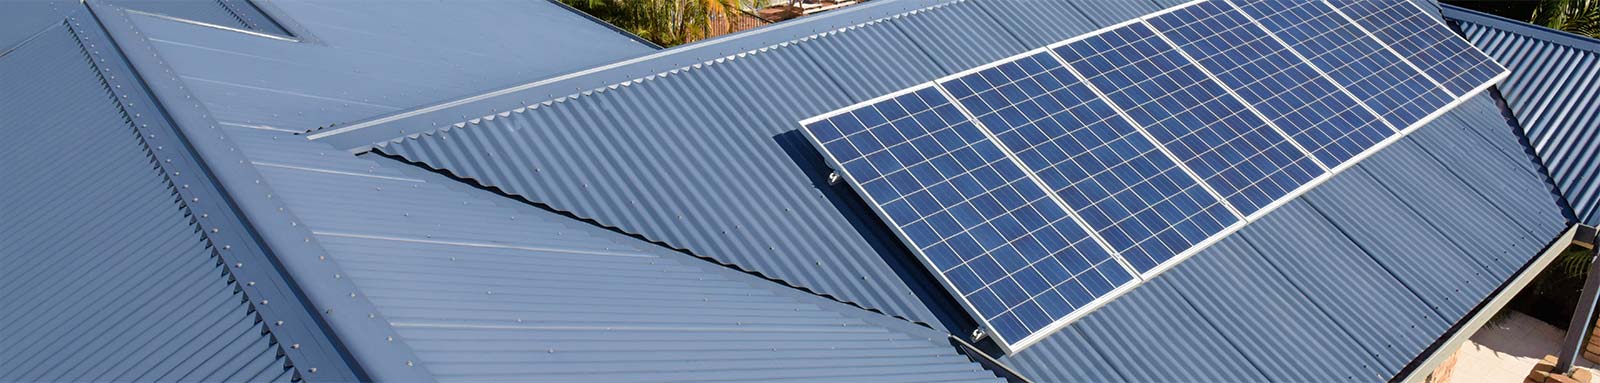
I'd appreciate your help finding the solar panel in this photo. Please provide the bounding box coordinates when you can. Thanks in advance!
[799,84,1136,350]
[798,0,1509,355]
[939,51,1236,274]
[1233,0,1453,129]
[1052,22,1321,216]
[1328,0,1506,97]
[1151,1,1394,166]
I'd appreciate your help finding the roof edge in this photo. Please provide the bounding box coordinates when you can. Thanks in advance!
[1441,3,1600,54]
[1395,224,1581,382]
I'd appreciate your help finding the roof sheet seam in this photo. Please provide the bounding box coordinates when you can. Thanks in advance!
[1297,194,1454,322]
[1236,229,1441,375]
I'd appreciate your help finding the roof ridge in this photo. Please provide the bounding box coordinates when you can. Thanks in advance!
[308,0,968,147]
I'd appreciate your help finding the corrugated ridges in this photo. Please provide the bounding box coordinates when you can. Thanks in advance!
[382,33,960,328]
[375,1,1575,379]
[222,125,1006,383]
[378,0,1135,332]
[0,22,293,382]
[1409,99,1572,238]
[1447,5,1600,224]
[1237,200,1447,374]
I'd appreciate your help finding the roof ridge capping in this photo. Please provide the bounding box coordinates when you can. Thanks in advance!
[307,0,965,147]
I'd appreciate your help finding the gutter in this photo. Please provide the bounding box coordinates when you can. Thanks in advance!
[1396,224,1582,383]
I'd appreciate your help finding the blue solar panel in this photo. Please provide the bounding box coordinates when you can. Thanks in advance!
[1150,1,1396,167]
[940,51,1235,273]
[1053,22,1321,216]
[802,0,1509,354]
[801,85,1135,347]
[1329,0,1505,97]
[1233,0,1453,129]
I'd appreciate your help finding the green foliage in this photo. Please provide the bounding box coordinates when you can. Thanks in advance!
[561,0,742,47]
[1508,245,1595,328]
[1534,0,1600,38]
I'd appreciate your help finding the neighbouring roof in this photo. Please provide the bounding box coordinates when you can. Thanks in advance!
[1444,4,1600,225]
[0,0,1585,382]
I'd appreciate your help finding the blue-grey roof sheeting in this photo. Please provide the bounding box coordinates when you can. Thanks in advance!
[795,22,947,101]
[378,0,1128,332]
[1161,236,1389,381]
[1040,280,1269,382]
[375,1,1572,379]
[887,1,1026,72]
[382,42,956,327]
[1358,139,1550,274]
[1302,169,1501,319]
[1447,5,1600,224]
[107,0,288,36]
[974,0,1156,46]
[1236,200,1448,374]
[218,123,1005,383]
[0,22,292,383]
[113,0,653,133]
[1408,99,1573,238]
[0,0,72,54]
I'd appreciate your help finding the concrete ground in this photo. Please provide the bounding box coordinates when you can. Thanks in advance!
[1455,311,1598,382]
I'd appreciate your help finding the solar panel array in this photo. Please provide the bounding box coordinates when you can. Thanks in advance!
[799,0,1507,353]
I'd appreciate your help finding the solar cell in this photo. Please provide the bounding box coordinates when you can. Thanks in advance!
[940,51,1235,273]
[800,84,1135,349]
[1328,0,1506,97]
[1233,0,1453,129]
[1151,1,1395,166]
[1053,22,1321,216]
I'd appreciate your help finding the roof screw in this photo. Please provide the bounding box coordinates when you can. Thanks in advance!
[276,320,284,326]
[387,336,394,342]
[292,343,300,349]
[235,262,243,268]
[260,299,269,305]
[406,361,414,367]
[308,368,316,374]
[247,281,255,286]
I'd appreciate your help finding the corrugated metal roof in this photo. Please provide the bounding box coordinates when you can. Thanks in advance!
[0,0,73,54]
[112,0,654,133]
[217,123,1006,382]
[371,0,1571,379]
[0,20,295,383]
[12,0,1577,381]
[1446,4,1600,225]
